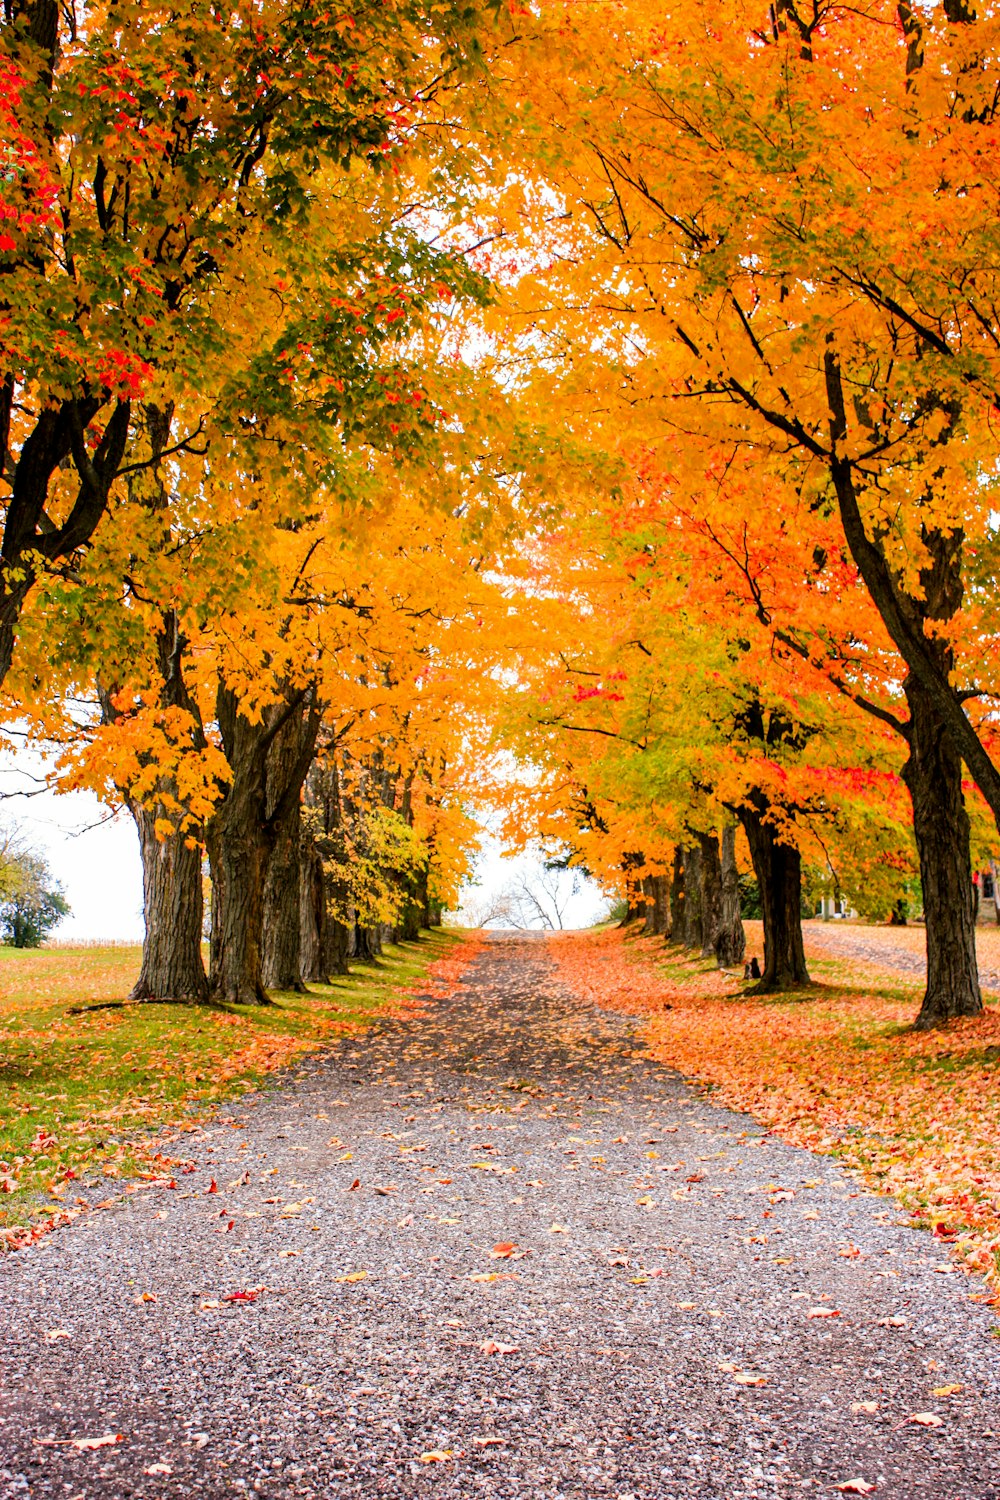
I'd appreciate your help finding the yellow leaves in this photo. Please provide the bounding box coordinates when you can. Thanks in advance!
[333,1271,368,1284]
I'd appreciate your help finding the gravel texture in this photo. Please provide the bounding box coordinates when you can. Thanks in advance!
[1,933,998,1500]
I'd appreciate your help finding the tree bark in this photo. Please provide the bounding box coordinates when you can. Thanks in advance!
[262,790,304,993]
[208,684,320,1005]
[902,674,982,1028]
[698,833,723,959]
[715,822,746,967]
[683,840,704,950]
[128,803,207,1001]
[668,845,685,942]
[299,838,330,984]
[738,797,810,990]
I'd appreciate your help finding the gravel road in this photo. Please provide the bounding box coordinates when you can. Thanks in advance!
[1,934,998,1500]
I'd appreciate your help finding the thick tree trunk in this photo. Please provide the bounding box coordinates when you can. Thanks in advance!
[643,873,671,936]
[668,845,684,942]
[683,841,704,950]
[208,684,320,1005]
[715,822,746,967]
[299,839,330,984]
[262,796,304,992]
[129,803,207,1001]
[698,833,723,959]
[738,798,810,990]
[207,780,271,1006]
[902,675,982,1028]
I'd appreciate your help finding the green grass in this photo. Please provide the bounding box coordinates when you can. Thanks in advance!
[0,930,464,1236]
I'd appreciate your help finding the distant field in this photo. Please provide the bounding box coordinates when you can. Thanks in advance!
[0,931,470,1243]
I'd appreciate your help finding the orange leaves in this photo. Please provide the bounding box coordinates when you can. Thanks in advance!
[546,925,1000,1296]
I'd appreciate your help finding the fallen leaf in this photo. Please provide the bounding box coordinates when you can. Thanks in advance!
[717,1361,740,1373]
[348,1179,360,1192]
[733,1372,767,1386]
[931,1384,962,1398]
[676,1300,697,1310]
[807,1307,841,1319]
[419,1450,456,1463]
[851,1401,879,1414]
[480,1339,520,1355]
[334,1271,368,1284]
[472,1436,505,1447]
[877,1316,907,1328]
[468,1271,519,1283]
[144,1463,173,1476]
[71,1434,124,1451]
[43,1329,70,1343]
[278,1249,301,1258]
[489,1242,517,1259]
[140,1292,157,1304]
[636,1195,655,1207]
[549,1223,569,1234]
[834,1482,877,1495]
[906,1412,943,1428]
[206,1179,218,1194]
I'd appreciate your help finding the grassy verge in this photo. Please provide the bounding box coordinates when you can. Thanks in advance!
[547,926,1000,1297]
[0,928,477,1246]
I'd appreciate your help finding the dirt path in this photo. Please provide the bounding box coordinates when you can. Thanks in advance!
[1,935,997,1500]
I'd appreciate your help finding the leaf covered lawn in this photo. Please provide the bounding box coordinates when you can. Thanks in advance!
[547,925,1000,1295]
[0,929,481,1248]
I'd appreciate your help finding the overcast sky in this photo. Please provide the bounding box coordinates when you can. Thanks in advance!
[0,747,608,942]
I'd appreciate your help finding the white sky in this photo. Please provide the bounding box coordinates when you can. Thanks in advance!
[0,747,608,942]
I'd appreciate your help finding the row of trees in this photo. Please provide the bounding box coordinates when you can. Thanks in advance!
[0,0,533,999]
[5,3,1000,1030]
[476,0,1000,1029]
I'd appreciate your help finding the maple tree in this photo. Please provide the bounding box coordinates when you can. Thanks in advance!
[0,0,489,681]
[474,0,1000,1023]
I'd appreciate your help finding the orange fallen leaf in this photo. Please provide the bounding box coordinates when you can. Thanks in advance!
[834,1482,876,1495]
[480,1339,520,1355]
[472,1436,505,1447]
[334,1271,368,1284]
[418,1449,455,1463]
[877,1315,907,1328]
[807,1307,840,1319]
[906,1412,943,1428]
[931,1383,962,1397]
[733,1372,767,1386]
[71,1434,124,1451]
[43,1329,70,1343]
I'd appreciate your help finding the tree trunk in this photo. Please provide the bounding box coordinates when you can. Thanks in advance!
[207,774,271,1006]
[698,833,723,959]
[902,674,982,1028]
[129,803,208,1001]
[715,822,746,967]
[738,798,810,990]
[208,684,320,1005]
[683,841,703,950]
[262,795,304,992]
[668,845,684,942]
[299,838,330,984]
[652,873,671,935]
